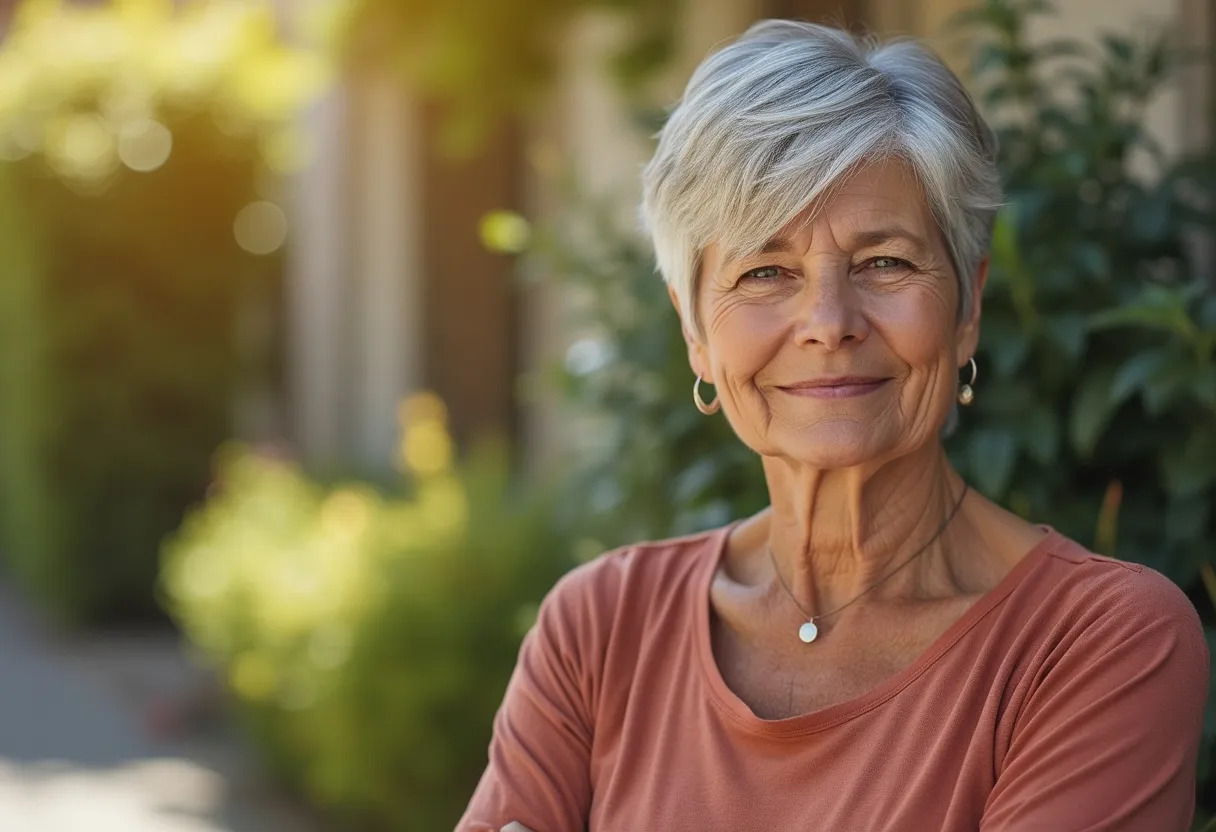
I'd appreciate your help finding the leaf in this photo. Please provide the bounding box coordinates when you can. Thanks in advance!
[1161,431,1216,496]
[1143,362,1195,416]
[1074,242,1110,280]
[973,42,1013,76]
[1194,366,1216,408]
[1101,34,1135,65]
[982,317,1031,376]
[1088,300,1194,340]
[968,428,1017,497]
[1165,494,1210,543]
[1034,39,1086,61]
[1129,187,1173,243]
[983,84,1016,109]
[1069,367,1120,458]
[989,206,1021,274]
[1200,294,1216,329]
[1041,313,1087,362]
[1019,406,1060,466]
[1109,348,1172,405]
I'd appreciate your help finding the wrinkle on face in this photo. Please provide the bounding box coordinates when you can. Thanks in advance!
[682,158,973,560]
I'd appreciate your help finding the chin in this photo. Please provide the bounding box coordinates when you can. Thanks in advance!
[777,421,897,469]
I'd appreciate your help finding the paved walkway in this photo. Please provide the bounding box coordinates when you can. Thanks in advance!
[0,579,323,831]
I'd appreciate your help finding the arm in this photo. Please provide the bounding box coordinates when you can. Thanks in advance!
[981,568,1210,831]
[457,565,606,832]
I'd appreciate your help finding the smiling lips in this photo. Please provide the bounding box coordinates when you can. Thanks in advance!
[778,377,890,399]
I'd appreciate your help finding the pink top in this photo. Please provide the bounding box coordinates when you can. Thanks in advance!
[458,525,1210,831]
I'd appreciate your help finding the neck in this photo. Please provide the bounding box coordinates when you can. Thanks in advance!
[762,443,968,621]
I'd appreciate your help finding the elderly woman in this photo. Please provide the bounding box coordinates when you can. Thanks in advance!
[459,20,1209,832]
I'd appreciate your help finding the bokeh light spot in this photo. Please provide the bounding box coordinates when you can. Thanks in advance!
[47,113,118,183]
[234,200,288,254]
[320,489,373,540]
[403,420,453,476]
[230,652,277,702]
[398,391,448,427]
[479,210,531,254]
[118,118,173,172]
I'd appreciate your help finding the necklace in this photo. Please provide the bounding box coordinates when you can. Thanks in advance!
[768,483,970,644]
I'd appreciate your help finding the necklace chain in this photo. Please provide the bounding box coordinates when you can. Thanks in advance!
[767,483,970,629]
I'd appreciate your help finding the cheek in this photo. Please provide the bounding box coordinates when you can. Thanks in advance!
[870,287,954,369]
[705,301,785,379]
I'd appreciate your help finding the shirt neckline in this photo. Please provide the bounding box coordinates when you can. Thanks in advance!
[694,520,1062,739]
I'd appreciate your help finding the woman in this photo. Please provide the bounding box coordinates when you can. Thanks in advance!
[459,20,1209,832]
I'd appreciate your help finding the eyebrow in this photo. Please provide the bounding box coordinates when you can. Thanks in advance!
[756,227,931,257]
[759,236,795,254]
[850,228,931,255]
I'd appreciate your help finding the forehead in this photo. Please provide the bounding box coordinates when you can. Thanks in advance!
[774,157,935,244]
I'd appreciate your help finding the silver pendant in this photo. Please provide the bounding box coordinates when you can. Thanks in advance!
[798,621,819,643]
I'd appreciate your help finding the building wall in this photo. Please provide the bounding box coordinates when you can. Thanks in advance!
[285,73,424,474]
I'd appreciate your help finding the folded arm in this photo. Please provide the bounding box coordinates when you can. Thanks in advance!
[457,565,605,832]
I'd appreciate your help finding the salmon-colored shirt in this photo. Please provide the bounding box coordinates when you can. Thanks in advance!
[458,524,1210,831]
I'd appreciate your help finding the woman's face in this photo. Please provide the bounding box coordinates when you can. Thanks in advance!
[677,158,984,469]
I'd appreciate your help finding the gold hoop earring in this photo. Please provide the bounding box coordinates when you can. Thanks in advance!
[958,357,978,406]
[693,375,720,415]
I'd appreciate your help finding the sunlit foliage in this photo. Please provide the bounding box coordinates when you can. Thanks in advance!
[162,395,572,830]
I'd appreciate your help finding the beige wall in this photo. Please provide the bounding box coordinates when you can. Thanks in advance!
[286,73,425,473]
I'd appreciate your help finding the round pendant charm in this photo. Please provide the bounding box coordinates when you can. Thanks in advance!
[798,621,819,643]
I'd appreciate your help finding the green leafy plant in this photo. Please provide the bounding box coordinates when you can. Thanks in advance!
[162,393,573,831]
[535,193,768,553]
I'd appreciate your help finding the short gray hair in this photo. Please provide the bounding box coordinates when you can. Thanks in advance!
[641,20,1003,340]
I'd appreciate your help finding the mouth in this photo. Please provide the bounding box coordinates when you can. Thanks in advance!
[777,377,891,399]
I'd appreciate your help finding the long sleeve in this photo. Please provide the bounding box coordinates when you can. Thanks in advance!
[981,567,1210,831]
[457,558,614,832]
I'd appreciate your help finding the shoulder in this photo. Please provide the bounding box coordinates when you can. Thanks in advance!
[539,530,729,642]
[541,524,731,623]
[1041,533,1202,630]
[524,525,731,708]
[1027,531,1208,681]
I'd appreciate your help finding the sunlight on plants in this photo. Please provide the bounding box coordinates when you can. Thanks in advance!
[0,0,330,188]
[161,392,570,828]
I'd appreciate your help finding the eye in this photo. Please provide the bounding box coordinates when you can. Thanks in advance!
[739,265,782,281]
[867,256,910,271]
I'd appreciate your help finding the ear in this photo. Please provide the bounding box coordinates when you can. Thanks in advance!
[667,283,713,383]
[955,256,988,366]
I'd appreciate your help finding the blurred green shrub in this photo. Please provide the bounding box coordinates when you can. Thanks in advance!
[162,393,572,831]
[955,1,1216,817]
[544,0,1216,818]
[954,0,1216,581]
[0,0,323,624]
[535,194,769,551]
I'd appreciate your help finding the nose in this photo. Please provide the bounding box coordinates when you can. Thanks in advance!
[791,265,869,351]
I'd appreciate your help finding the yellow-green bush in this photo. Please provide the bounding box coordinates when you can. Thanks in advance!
[161,393,573,831]
[0,0,325,623]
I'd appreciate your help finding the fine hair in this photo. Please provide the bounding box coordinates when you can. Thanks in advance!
[640,20,1004,340]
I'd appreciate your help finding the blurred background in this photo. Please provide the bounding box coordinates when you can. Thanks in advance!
[0,0,1213,829]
